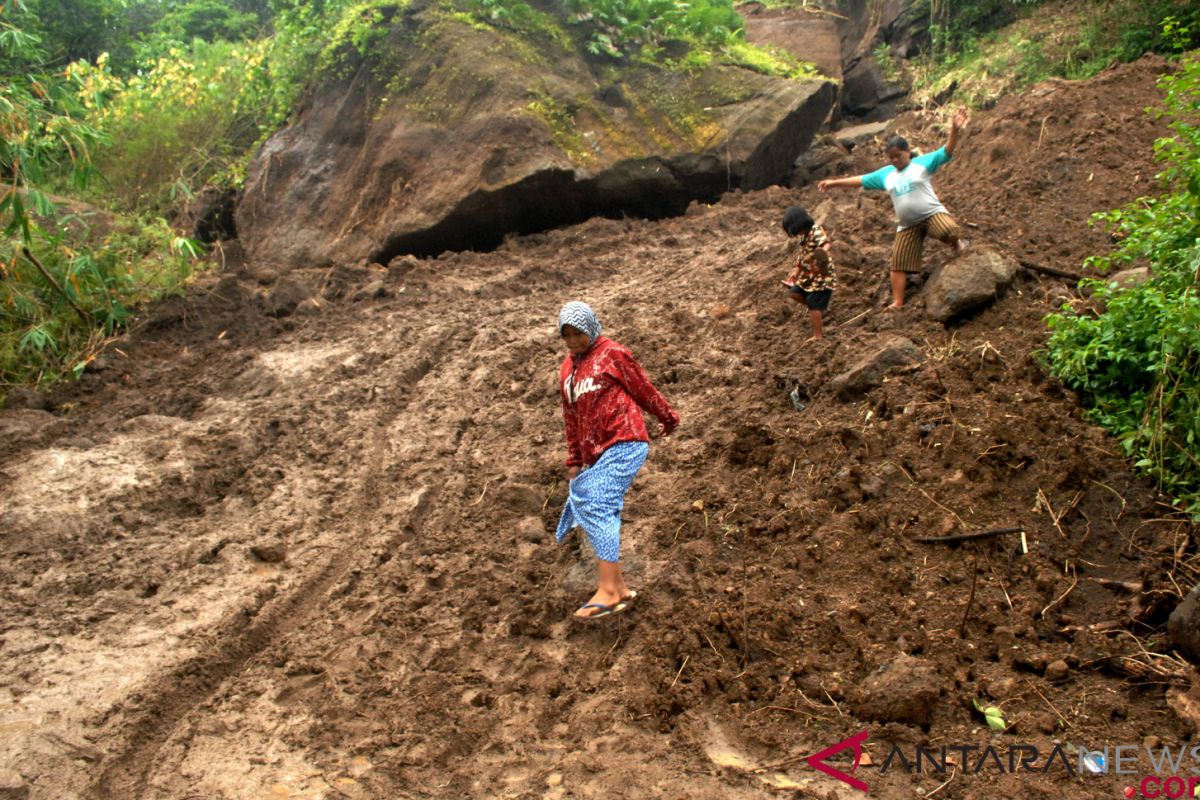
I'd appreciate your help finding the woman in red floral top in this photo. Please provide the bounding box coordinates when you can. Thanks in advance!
[555,301,679,619]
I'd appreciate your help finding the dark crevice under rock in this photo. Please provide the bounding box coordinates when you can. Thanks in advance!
[369,156,730,261]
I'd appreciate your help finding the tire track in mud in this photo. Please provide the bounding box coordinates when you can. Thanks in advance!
[89,329,454,799]
[88,235,698,796]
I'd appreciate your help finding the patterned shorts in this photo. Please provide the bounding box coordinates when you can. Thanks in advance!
[890,212,962,273]
[555,440,649,563]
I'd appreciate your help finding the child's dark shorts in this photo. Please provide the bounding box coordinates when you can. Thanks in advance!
[788,285,833,312]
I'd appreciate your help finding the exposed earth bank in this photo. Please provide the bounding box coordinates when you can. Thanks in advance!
[2,55,1197,800]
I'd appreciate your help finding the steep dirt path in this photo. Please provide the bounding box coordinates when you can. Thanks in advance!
[0,55,1195,800]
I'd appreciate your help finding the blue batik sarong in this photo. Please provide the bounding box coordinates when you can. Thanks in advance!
[556,440,649,563]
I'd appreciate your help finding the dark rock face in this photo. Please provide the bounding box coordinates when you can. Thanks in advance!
[841,56,907,120]
[235,5,836,269]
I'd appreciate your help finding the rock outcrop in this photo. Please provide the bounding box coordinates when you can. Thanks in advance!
[922,248,1019,323]
[830,336,924,400]
[236,3,836,268]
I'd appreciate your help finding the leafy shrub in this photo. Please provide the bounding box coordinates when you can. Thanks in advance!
[1044,52,1200,515]
[1,214,202,389]
[565,0,742,60]
[134,0,262,63]
[72,39,281,214]
[1,1,204,396]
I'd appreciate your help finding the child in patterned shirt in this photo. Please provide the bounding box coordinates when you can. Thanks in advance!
[780,205,836,341]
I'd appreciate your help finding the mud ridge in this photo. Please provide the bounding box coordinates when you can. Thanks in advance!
[89,337,453,799]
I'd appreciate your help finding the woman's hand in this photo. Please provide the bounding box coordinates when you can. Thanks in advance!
[952,107,969,132]
[817,179,832,192]
[568,466,581,479]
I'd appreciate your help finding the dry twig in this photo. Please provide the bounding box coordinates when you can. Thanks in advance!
[669,655,689,689]
[960,552,979,638]
[1041,563,1078,619]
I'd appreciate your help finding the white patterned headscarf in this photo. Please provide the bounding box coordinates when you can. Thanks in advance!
[558,301,602,343]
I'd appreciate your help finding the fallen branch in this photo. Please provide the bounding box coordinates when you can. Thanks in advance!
[1019,258,1083,282]
[20,247,95,324]
[1086,577,1142,593]
[914,526,1024,544]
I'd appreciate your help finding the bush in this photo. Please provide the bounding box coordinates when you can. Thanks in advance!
[72,40,281,215]
[1044,51,1200,515]
[1,1,205,397]
[565,0,742,60]
[1,217,202,389]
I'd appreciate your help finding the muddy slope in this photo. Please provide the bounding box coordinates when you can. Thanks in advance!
[0,55,1194,800]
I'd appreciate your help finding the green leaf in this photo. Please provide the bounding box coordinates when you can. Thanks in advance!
[972,698,1008,731]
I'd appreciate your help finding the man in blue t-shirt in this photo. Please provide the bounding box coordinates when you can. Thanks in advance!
[819,108,970,309]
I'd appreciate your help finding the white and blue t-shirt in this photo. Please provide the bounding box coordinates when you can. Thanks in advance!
[861,146,952,230]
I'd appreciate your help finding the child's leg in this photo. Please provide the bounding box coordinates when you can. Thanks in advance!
[806,289,830,339]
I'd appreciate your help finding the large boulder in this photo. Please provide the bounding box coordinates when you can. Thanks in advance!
[922,248,1019,323]
[850,653,942,727]
[840,55,907,120]
[742,0,917,120]
[1169,585,1200,666]
[830,336,924,400]
[236,4,836,269]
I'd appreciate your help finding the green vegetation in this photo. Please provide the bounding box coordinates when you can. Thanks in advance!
[73,40,281,214]
[1044,52,1200,515]
[913,0,1200,107]
[1,0,202,391]
[565,0,741,59]
[561,0,812,78]
[3,0,818,398]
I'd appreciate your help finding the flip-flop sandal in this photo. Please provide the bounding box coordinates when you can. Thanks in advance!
[573,600,629,620]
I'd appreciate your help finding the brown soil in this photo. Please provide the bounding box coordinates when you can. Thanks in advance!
[1,55,1196,800]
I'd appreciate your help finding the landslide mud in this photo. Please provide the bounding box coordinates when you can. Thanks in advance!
[0,55,1193,800]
